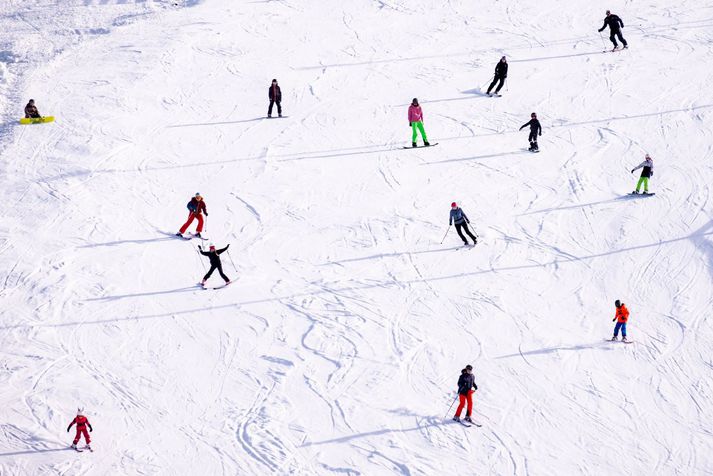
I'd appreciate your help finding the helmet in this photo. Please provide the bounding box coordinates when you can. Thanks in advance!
[615,299,621,307]
[209,245,216,251]
[465,364,473,371]
[77,407,84,416]
[645,153,651,159]
[606,10,611,15]
[272,78,277,83]
[531,112,537,118]
[451,202,457,208]
[412,98,419,105]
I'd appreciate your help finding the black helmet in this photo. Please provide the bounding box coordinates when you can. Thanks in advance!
[531,112,537,118]
[465,364,473,371]
[412,98,419,105]
[615,299,621,307]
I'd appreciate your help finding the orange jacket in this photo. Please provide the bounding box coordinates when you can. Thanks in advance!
[615,304,629,323]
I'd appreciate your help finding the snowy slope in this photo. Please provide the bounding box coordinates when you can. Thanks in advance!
[1,0,713,475]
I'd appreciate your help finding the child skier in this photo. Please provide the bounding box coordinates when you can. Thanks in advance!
[519,112,542,151]
[453,364,478,422]
[598,10,628,51]
[611,299,630,342]
[631,154,654,194]
[268,79,282,118]
[176,193,208,238]
[199,244,231,286]
[408,98,430,147]
[67,408,93,450]
[24,99,41,118]
[449,202,478,246]
[486,56,508,96]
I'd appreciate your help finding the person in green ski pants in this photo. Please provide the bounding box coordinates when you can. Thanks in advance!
[631,154,654,194]
[408,98,430,147]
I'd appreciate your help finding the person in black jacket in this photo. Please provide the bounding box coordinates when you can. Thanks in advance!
[519,112,542,151]
[486,56,508,96]
[453,365,478,422]
[199,244,231,286]
[24,99,41,118]
[598,10,628,50]
[268,79,282,118]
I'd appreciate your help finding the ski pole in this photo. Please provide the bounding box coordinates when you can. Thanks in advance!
[440,225,451,244]
[598,31,607,50]
[505,78,509,92]
[195,246,208,272]
[443,394,458,420]
[226,249,238,273]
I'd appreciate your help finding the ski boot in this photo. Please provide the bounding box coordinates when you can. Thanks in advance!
[611,336,618,341]
[623,45,629,49]
[642,191,650,195]
[611,46,620,52]
[462,241,469,246]
[195,232,202,238]
[175,232,183,237]
[424,141,430,146]
[71,443,77,449]
[200,279,207,287]
[86,445,92,451]
[622,336,628,342]
[632,190,640,195]
[452,416,460,422]
[412,142,417,148]
[278,113,282,118]
[464,416,473,423]
[267,114,271,118]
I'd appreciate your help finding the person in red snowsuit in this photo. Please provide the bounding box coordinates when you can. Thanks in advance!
[177,193,208,238]
[453,364,478,422]
[67,409,93,449]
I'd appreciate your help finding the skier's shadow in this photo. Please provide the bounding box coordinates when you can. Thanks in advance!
[78,237,174,248]
[0,447,71,457]
[84,286,199,302]
[494,341,611,359]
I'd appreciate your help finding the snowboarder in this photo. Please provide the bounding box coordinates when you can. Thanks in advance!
[24,99,41,118]
[519,112,542,151]
[268,79,282,118]
[408,98,430,147]
[449,202,478,246]
[611,299,630,342]
[598,10,628,51]
[67,408,93,450]
[176,193,208,238]
[486,56,508,96]
[453,365,478,422]
[631,154,654,194]
[199,244,231,286]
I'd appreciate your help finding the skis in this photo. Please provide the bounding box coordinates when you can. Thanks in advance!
[403,143,439,149]
[487,93,502,97]
[524,148,540,153]
[604,46,628,53]
[200,281,233,290]
[451,419,482,428]
[605,338,634,344]
[72,445,92,452]
[267,116,288,119]
[176,232,207,240]
[628,192,655,197]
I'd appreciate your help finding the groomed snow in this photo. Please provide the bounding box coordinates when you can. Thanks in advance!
[1,1,713,475]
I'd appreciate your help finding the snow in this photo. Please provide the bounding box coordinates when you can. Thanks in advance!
[1,0,713,474]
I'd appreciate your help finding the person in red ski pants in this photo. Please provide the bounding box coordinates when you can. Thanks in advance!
[453,365,478,423]
[67,408,93,449]
[177,193,208,238]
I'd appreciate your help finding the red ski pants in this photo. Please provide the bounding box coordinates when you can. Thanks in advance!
[455,390,474,417]
[73,427,90,445]
[179,212,204,234]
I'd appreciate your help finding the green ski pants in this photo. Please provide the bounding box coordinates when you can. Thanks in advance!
[411,121,428,144]
[636,177,649,192]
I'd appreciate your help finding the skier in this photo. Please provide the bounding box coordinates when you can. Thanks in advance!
[199,244,231,286]
[598,10,628,51]
[449,202,478,246]
[24,99,41,118]
[519,112,542,152]
[453,364,478,422]
[631,154,654,194]
[67,408,93,450]
[268,79,282,118]
[611,299,630,342]
[408,98,430,147]
[486,56,508,96]
[176,193,208,238]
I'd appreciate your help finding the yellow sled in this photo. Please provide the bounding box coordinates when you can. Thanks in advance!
[19,116,54,125]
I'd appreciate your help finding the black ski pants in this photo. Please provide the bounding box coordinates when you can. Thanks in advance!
[204,262,230,282]
[528,131,539,149]
[609,30,627,47]
[455,222,477,244]
[487,76,505,94]
[268,100,282,116]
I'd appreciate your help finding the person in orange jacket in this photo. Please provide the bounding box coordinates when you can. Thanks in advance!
[611,299,629,342]
[67,408,93,450]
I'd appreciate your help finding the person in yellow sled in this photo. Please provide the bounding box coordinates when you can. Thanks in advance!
[24,99,41,118]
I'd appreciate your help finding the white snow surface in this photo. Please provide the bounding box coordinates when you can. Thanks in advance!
[1,0,713,474]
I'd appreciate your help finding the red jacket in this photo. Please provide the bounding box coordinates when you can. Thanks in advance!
[67,415,93,432]
[615,304,629,323]
[187,197,207,215]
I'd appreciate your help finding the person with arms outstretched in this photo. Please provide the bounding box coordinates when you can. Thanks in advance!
[519,112,542,151]
[598,10,628,51]
[67,408,93,450]
[611,299,630,342]
[177,193,208,238]
[408,98,430,147]
[199,244,231,286]
[453,365,478,423]
[631,154,654,194]
[486,56,508,96]
[449,202,478,246]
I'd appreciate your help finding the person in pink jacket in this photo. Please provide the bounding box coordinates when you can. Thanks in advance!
[408,98,430,147]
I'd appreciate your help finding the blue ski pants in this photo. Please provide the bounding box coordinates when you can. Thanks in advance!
[613,322,627,337]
